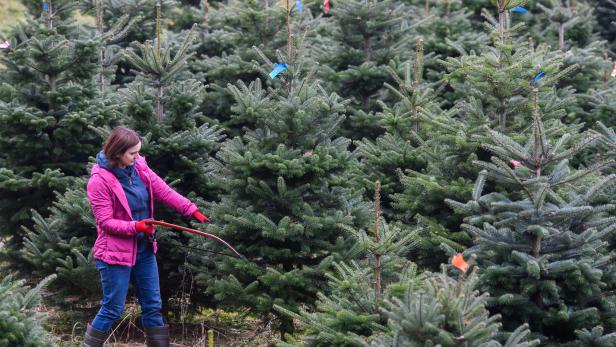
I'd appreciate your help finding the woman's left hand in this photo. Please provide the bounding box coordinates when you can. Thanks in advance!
[193,211,209,223]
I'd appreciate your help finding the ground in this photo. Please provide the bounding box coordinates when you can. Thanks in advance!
[38,294,279,346]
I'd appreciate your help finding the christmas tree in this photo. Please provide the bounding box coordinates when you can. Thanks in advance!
[388,0,583,268]
[411,0,489,76]
[200,39,371,333]
[363,268,539,347]
[0,274,56,346]
[276,183,538,345]
[112,14,226,315]
[352,39,472,268]
[316,0,416,140]
[274,181,419,345]
[536,0,592,51]
[191,0,321,135]
[79,0,178,85]
[0,0,118,262]
[17,0,225,313]
[574,58,616,127]
[20,177,100,297]
[446,89,616,343]
[594,0,616,52]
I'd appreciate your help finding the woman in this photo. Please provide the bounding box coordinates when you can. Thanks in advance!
[84,126,208,347]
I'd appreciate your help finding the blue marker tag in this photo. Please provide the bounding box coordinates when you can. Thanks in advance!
[533,71,545,84]
[511,6,527,13]
[269,63,288,79]
[296,0,303,13]
[42,2,49,10]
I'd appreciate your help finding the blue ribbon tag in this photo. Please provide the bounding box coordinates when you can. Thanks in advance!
[296,0,303,13]
[42,2,49,10]
[533,71,545,84]
[269,63,288,79]
[511,6,527,13]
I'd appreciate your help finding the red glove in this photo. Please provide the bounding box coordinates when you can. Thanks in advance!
[135,220,155,238]
[193,211,209,223]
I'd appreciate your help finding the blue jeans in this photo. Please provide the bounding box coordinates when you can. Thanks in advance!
[91,239,164,332]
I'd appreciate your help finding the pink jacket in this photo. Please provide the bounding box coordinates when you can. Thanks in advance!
[87,155,198,266]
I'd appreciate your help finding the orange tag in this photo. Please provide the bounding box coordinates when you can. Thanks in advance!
[452,253,469,273]
[611,62,616,78]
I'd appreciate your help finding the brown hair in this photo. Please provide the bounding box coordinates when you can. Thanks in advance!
[103,126,142,168]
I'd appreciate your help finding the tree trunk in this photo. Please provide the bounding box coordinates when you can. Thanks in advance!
[285,0,292,93]
[498,101,507,129]
[364,36,372,62]
[373,181,382,304]
[156,83,164,122]
[156,0,162,57]
[265,0,270,33]
[498,10,506,45]
[203,0,209,36]
[96,0,105,92]
[413,107,420,133]
[46,1,54,29]
[558,23,565,51]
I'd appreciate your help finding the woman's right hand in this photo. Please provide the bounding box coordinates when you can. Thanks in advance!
[135,220,155,237]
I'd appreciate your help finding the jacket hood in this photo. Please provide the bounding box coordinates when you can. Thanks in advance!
[96,151,136,179]
[96,151,111,170]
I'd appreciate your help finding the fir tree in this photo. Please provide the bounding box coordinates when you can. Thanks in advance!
[362,268,539,347]
[441,39,576,131]
[412,0,489,73]
[87,0,141,92]
[316,0,416,140]
[575,326,616,347]
[388,0,583,267]
[123,20,199,122]
[595,121,616,157]
[518,1,606,100]
[594,0,616,52]
[0,274,56,347]
[119,15,225,205]
[190,0,320,135]
[200,41,371,333]
[20,177,100,297]
[536,0,587,51]
[274,181,418,346]
[276,191,538,346]
[352,40,472,268]
[277,260,415,347]
[574,61,616,127]
[558,42,608,98]
[80,0,179,84]
[0,0,118,259]
[446,89,616,344]
[114,14,226,314]
[354,39,432,217]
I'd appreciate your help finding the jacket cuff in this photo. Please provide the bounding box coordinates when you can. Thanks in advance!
[186,204,199,217]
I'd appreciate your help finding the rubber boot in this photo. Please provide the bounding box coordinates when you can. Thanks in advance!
[83,323,109,347]
[145,324,170,347]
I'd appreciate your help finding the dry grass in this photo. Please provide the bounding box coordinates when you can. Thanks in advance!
[42,298,279,346]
